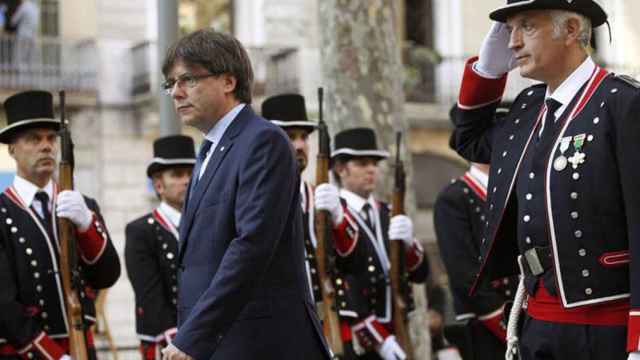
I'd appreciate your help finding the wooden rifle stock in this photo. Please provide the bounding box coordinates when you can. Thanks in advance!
[314,87,344,357]
[389,132,414,359]
[57,91,89,360]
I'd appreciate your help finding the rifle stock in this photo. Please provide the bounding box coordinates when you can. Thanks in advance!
[57,90,89,360]
[389,132,414,359]
[314,87,344,357]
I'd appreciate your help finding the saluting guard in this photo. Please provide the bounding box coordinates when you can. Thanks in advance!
[451,0,640,359]
[125,135,195,360]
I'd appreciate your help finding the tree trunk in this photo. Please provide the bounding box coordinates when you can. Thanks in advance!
[318,1,431,359]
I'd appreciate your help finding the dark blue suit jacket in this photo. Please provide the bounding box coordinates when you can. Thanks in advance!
[173,106,330,360]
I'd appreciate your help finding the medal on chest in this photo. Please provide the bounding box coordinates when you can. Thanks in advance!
[553,136,572,172]
[567,133,587,169]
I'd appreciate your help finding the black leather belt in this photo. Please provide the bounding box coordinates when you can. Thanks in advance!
[522,246,552,276]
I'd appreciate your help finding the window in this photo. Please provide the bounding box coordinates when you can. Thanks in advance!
[40,0,58,36]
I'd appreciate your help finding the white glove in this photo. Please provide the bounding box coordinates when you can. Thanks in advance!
[388,215,414,247]
[60,355,71,360]
[56,190,92,232]
[628,352,640,360]
[314,183,343,225]
[436,347,463,360]
[475,22,517,78]
[376,336,406,360]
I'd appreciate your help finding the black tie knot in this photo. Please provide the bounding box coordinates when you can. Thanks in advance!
[35,191,49,208]
[34,191,54,239]
[198,140,213,161]
[361,203,374,229]
[545,98,562,120]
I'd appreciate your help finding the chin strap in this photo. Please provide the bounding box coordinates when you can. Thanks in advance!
[605,20,612,44]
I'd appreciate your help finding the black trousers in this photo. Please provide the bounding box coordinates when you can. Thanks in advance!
[520,316,627,360]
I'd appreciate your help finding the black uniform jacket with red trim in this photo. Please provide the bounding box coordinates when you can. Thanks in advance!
[0,186,120,351]
[434,174,516,322]
[300,181,322,304]
[125,209,179,343]
[333,198,429,327]
[451,58,640,316]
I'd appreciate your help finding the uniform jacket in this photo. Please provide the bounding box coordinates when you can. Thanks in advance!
[434,170,516,341]
[452,56,640,350]
[125,207,179,344]
[0,184,120,359]
[173,106,331,360]
[331,190,429,349]
[300,181,322,304]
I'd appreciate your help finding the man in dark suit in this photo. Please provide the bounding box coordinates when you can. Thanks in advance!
[450,0,640,359]
[125,135,195,359]
[159,29,330,360]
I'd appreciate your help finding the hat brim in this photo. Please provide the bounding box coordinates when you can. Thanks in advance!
[489,1,607,27]
[147,158,196,178]
[270,120,317,133]
[0,119,60,144]
[331,148,390,159]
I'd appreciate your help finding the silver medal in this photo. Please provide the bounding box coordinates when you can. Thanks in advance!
[554,156,568,171]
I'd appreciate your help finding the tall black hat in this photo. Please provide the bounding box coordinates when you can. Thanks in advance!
[331,127,389,160]
[490,0,608,27]
[146,135,196,177]
[261,94,316,132]
[0,90,59,144]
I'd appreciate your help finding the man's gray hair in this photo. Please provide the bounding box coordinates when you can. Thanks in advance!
[550,10,592,49]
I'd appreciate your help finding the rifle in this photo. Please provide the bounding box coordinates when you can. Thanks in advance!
[389,132,414,359]
[57,90,89,360]
[314,87,344,357]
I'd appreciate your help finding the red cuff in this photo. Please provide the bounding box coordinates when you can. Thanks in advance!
[332,207,359,256]
[458,56,508,109]
[352,315,390,350]
[76,213,107,264]
[140,342,157,360]
[405,240,424,272]
[18,332,66,360]
[479,307,506,342]
[340,321,353,342]
[627,310,640,352]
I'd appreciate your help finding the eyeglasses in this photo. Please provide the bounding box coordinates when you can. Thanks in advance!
[161,73,218,95]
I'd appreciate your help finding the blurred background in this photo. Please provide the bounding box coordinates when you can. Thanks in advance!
[0,0,636,358]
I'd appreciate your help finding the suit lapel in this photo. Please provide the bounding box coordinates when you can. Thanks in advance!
[179,106,254,258]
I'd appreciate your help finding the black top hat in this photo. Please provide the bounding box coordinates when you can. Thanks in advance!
[147,135,196,177]
[261,94,316,132]
[0,90,59,144]
[490,0,608,27]
[331,127,389,159]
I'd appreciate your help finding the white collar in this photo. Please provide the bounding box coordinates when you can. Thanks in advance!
[158,201,181,228]
[545,57,596,119]
[203,103,246,147]
[12,175,54,208]
[339,188,376,213]
[469,165,489,188]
